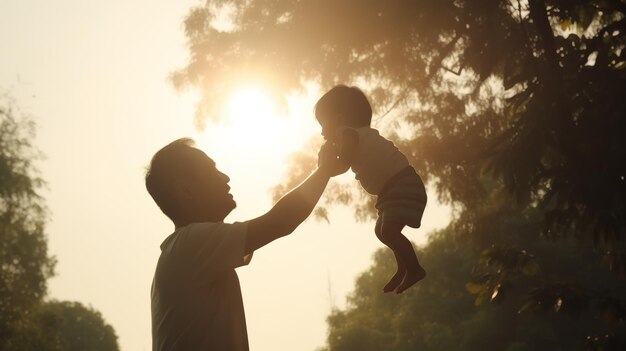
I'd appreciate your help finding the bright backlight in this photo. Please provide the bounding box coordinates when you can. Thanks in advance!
[196,86,319,187]
[226,89,283,141]
[228,89,274,121]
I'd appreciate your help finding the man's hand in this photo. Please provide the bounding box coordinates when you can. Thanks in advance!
[318,141,350,177]
[246,143,340,254]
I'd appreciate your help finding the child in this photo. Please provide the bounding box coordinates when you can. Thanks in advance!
[315,85,428,294]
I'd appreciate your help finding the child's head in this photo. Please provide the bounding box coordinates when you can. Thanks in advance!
[315,85,372,139]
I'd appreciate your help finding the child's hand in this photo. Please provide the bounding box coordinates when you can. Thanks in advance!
[318,141,349,177]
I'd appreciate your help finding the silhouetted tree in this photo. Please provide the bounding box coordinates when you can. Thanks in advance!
[0,95,54,347]
[0,95,119,350]
[174,0,626,349]
[44,301,118,351]
[319,210,626,351]
[3,301,119,351]
[174,0,626,261]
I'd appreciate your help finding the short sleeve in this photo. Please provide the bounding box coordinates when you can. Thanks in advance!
[176,222,252,283]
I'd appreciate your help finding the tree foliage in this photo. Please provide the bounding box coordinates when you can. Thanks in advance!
[319,213,626,351]
[42,301,119,351]
[0,95,54,345]
[174,0,626,258]
[3,301,119,351]
[174,0,626,349]
[0,95,119,350]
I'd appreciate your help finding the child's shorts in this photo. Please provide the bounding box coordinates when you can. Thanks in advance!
[375,166,427,228]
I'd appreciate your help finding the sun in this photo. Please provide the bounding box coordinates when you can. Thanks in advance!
[227,89,273,118]
[199,87,319,187]
[226,88,277,133]
[223,88,289,153]
[194,85,321,211]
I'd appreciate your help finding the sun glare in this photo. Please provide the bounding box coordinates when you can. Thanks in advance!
[196,87,318,183]
[227,89,276,129]
[225,88,285,149]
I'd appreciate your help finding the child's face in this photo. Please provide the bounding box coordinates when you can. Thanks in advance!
[318,115,341,141]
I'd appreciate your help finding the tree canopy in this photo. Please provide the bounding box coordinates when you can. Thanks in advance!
[0,95,53,345]
[4,301,119,351]
[320,212,626,351]
[174,0,626,349]
[174,0,626,260]
[0,94,119,350]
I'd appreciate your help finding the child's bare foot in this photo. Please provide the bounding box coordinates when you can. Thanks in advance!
[382,270,405,293]
[395,267,426,294]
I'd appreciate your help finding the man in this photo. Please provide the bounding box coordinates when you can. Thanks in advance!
[145,138,344,350]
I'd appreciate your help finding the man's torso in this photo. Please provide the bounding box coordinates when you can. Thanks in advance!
[151,222,251,351]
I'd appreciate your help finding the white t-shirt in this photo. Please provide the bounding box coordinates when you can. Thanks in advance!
[151,221,253,351]
[344,127,410,195]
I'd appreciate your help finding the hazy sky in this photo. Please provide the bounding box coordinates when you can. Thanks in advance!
[0,1,450,350]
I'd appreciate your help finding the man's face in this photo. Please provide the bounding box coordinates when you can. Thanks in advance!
[186,150,236,221]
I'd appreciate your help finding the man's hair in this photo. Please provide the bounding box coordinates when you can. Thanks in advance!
[145,138,198,221]
[314,85,373,127]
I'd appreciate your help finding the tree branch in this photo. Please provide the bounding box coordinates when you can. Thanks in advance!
[527,0,572,117]
[517,0,533,52]
[433,33,462,79]
[379,33,461,120]
[528,0,560,76]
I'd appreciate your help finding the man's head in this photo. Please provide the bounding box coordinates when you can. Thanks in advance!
[145,138,236,226]
[315,85,373,140]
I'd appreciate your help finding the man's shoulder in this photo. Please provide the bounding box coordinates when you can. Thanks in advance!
[157,221,252,278]
[186,221,248,233]
[170,221,248,245]
[158,221,250,261]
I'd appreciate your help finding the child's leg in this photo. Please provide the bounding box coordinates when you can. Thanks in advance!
[375,219,406,293]
[381,220,426,293]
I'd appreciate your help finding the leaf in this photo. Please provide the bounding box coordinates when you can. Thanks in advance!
[553,297,563,313]
[313,207,330,223]
[521,261,541,276]
[465,281,485,294]
[490,284,502,302]
[474,293,485,307]
[575,6,594,31]
[560,20,572,31]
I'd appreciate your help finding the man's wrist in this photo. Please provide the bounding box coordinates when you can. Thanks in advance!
[313,167,330,181]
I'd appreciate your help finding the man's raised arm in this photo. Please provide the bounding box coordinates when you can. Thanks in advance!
[244,142,344,254]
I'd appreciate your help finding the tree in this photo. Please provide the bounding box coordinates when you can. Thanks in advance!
[44,301,118,351]
[320,211,626,351]
[0,94,54,347]
[173,0,626,349]
[36,301,119,351]
[3,301,119,351]
[173,0,626,262]
[0,94,119,350]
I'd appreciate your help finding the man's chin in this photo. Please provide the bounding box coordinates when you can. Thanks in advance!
[224,199,237,214]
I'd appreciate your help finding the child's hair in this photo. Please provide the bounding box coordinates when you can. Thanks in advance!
[315,85,372,127]
[145,138,197,221]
